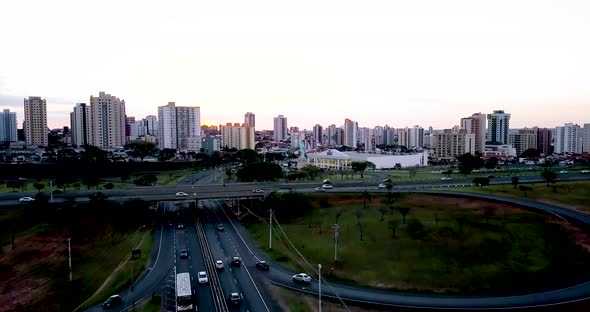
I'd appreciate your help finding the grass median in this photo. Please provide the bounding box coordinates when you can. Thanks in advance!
[245,193,590,294]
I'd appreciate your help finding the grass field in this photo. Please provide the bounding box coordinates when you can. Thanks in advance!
[245,193,590,294]
[460,181,590,212]
[137,296,162,312]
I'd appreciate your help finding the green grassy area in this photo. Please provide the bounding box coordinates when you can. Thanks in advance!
[245,193,590,294]
[459,181,590,212]
[274,286,312,312]
[80,229,154,309]
[137,296,162,312]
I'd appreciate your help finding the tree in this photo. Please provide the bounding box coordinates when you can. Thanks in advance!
[388,220,399,239]
[158,148,177,162]
[472,177,491,190]
[335,209,344,224]
[398,205,411,224]
[33,182,45,193]
[511,176,519,189]
[408,167,417,178]
[484,157,499,169]
[236,149,259,166]
[72,182,81,190]
[354,208,364,241]
[82,175,100,190]
[457,153,483,176]
[121,174,130,185]
[359,191,371,210]
[378,207,388,221]
[519,185,532,197]
[124,141,158,161]
[407,218,426,239]
[520,148,540,158]
[103,182,115,189]
[454,213,468,233]
[7,180,23,192]
[541,169,558,186]
[134,174,158,186]
[237,162,283,182]
[81,145,108,164]
[351,161,374,178]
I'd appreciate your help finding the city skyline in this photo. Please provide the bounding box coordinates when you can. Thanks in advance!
[2,0,590,130]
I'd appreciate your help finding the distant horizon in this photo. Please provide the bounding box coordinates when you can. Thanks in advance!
[2,0,590,131]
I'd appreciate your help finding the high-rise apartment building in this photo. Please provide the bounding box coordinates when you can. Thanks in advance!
[508,129,537,157]
[158,102,201,150]
[408,125,424,149]
[70,103,91,147]
[273,115,288,141]
[344,118,358,148]
[397,128,409,147]
[487,110,510,144]
[326,124,339,146]
[125,116,136,140]
[244,112,255,128]
[221,123,255,150]
[313,124,323,145]
[0,109,18,143]
[536,128,553,156]
[433,130,475,160]
[583,124,590,153]
[554,123,582,154]
[23,96,48,147]
[90,92,126,148]
[460,112,486,154]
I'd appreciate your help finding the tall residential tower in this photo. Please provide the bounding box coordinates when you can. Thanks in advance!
[90,92,126,148]
[23,96,48,147]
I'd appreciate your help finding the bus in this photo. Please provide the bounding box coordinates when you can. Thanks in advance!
[176,272,195,311]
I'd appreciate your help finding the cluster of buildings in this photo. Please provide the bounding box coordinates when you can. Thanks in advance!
[1,95,589,168]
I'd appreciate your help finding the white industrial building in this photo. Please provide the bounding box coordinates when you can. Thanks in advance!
[307,149,428,170]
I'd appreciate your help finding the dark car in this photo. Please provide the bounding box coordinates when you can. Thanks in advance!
[180,249,188,259]
[231,256,241,266]
[230,292,241,305]
[256,260,269,271]
[102,295,122,309]
[217,224,224,231]
[52,189,64,194]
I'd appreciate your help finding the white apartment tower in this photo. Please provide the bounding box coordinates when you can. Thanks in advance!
[583,124,590,153]
[461,112,486,154]
[554,123,582,154]
[90,92,126,148]
[344,118,358,148]
[487,110,510,144]
[70,103,91,147]
[0,109,18,143]
[408,125,424,149]
[434,130,476,160]
[244,112,255,128]
[23,96,48,147]
[158,102,201,150]
[273,115,288,141]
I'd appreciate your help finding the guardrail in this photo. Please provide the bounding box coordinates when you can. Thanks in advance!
[195,217,229,312]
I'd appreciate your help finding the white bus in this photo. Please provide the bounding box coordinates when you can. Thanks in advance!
[176,272,195,311]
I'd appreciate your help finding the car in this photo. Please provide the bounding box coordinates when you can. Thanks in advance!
[197,271,208,284]
[321,184,334,190]
[252,189,265,193]
[102,295,123,309]
[217,224,224,231]
[215,260,224,270]
[314,187,325,192]
[560,170,568,174]
[19,197,35,203]
[175,192,188,197]
[52,189,64,194]
[441,177,452,181]
[231,256,241,266]
[378,183,387,189]
[582,170,590,174]
[197,202,204,209]
[180,249,188,258]
[174,201,181,206]
[256,260,269,271]
[229,292,241,305]
[177,224,184,230]
[292,273,312,284]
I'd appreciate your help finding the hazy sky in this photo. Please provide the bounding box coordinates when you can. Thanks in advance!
[1,0,590,130]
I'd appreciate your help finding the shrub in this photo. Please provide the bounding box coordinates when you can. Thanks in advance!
[407,218,426,239]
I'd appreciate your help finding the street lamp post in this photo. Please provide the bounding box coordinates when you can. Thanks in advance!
[318,263,322,312]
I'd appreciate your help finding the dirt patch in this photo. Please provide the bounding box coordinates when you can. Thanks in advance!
[0,231,68,312]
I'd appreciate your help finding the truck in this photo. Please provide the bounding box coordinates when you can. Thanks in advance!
[176,272,195,311]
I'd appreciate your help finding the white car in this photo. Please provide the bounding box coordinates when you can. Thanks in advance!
[215,260,224,270]
[19,197,35,203]
[251,189,265,193]
[378,183,387,189]
[441,177,451,181]
[321,184,334,190]
[197,271,208,284]
[582,170,590,174]
[175,192,188,197]
[559,170,568,174]
[292,273,312,284]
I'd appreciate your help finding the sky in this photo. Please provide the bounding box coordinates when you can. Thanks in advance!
[1,0,590,130]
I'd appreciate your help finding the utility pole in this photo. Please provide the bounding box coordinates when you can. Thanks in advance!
[67,238,72,281]
[333,224,339,261]
[318,263,322,312]
[49,179,53,202]
[269,208,273,250]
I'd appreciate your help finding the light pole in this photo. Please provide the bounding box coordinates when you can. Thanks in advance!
[67,238,72,281]
[318,264,322,312]
[269,208,273,250]
[333,224,339,261]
